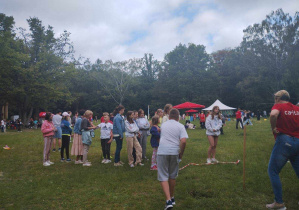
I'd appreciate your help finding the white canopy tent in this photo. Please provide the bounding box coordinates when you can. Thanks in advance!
[203,99,236,111]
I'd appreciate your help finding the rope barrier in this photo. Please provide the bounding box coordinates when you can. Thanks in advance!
[179,160,240,171]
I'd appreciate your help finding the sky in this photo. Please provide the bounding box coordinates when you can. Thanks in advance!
[1,0,298,62]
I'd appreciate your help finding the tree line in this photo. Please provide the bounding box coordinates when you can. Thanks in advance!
[0,9,298,124]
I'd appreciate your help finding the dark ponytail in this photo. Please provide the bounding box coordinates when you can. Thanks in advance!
[113,105,125,116]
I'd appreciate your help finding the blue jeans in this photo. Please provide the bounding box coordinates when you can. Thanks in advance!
[268,134,299,203]
[114,136,123,163]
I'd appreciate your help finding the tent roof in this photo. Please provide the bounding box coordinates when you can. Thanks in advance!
[185,109,199,113]
[203,99,236,111]
[173,102,205,109]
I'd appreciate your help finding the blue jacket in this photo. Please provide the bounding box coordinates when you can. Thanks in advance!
[150,126,160,148]
[113,114,125,138]
[61,119,72,135]
[74,116,82,134]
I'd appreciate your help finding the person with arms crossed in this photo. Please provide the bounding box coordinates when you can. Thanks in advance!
[157,108,188,210]
[266,90,299,210]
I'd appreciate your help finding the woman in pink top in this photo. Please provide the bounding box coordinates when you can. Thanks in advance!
[41,112,56,166]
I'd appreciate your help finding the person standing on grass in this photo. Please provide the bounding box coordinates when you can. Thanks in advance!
[136,109,150,161]
[125,111,143,167]
[52,110,62,152]
[266,90,299,210]
[157,108,188,210]
[235,108,243,129]
[199,111,206,129]
[150,116,160,171]
[60,112,73,162]
[81,110,97,167]
[205,106,222,164]
[113,105,126,167]
[41,112,56,166]
[161,104,173,125]
[97,113,113,164]
[71,109,85,164]
[156,109,163,127]
[132,110,139,164]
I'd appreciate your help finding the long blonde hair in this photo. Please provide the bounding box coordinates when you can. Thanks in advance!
[211,106,221,120]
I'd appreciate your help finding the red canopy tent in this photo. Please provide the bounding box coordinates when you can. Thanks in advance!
[185,109,199,113]
[173,102,205,109]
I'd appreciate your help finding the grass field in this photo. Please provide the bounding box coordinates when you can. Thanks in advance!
[0,119,298,210]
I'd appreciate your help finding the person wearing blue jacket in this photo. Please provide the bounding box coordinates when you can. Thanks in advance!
[150,116,160,170]
[112,105,125,166]
[61,112,73,162]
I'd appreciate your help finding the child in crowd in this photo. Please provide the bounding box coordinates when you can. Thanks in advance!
[136,109,150,160]
[81,110,97,166]
[125,111,143,167]
[41,112,56,166]
[97,113,113,164]
[150,116,160,170]
[61,112,73,162]
[71,109,85,164]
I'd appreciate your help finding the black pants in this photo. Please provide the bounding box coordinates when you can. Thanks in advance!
[236,119,243,129]
[200,122,205,129]
[61,135,70,159]
[101,138,111,159]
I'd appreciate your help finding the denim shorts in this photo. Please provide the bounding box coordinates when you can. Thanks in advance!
[157,155,179,181]
[54,126,62,139]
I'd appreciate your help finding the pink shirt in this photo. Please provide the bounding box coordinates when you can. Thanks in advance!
[41,120,55,137]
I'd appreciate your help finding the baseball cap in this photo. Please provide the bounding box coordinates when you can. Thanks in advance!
[62,112,70,117]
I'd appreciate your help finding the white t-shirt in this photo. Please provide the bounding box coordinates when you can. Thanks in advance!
[97,122,113,139]
[1,120,4,126]
[52,114,62,127]
[157,119,188,155]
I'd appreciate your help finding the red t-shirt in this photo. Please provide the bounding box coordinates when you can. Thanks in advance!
[199,113,205,122]
[271,102,299,138]
[236,111,241,119]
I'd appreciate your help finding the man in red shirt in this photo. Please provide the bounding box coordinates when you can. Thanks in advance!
[199,111,206,129]
[235,108,243,129]
[266,90,299,210]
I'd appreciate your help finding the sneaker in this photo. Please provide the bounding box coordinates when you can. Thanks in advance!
[207,158,212,164]
[43,162,50,166]
[266,202,286,210]
[101,159,107,163]
[60,158,65,162]
[104,159,112,164]
[114,162,123,167]
[211,158,219,163]
[150,165,158,170]
[47,161,54,165]
[129,163,135,168]
[58,148,61,152]
[171,197,176,205]
[119,161,124,165]
[52,149,56,152]
[164,200,173,210]
[66,159,71,162]
[79,160,84,164]
[75,161,81,164]
[83,163,92,167]
[135,163,144,166]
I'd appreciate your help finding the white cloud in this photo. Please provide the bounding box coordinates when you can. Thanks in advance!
[2,0,298,62]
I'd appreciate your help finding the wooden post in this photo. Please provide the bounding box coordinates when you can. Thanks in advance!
[243,126,246,190]
[5,102,8,119]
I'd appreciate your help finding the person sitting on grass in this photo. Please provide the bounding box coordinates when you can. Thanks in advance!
[60,112,73,162]
[157,108,188,210]
[266,90,299,210]
[97,113,113,164]
[150,116,160,171]
[41,112,56,166]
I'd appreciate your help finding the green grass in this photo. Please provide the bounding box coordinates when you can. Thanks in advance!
[0,119,298,209]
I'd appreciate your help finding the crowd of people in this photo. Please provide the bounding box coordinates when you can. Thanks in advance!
[4,89,299,209]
